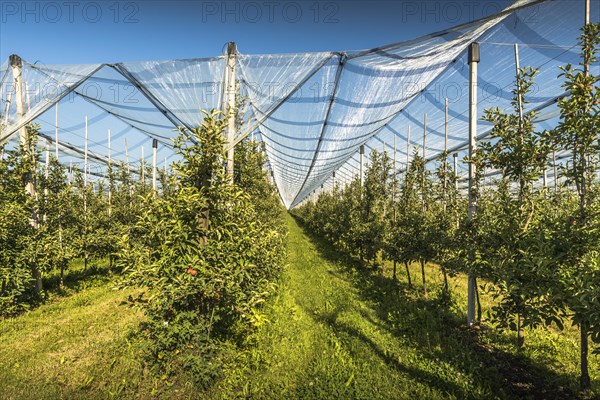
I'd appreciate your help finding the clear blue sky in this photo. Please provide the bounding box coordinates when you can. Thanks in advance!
[1,0,513,63]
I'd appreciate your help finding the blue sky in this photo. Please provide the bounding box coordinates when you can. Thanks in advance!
[0,0,516,63]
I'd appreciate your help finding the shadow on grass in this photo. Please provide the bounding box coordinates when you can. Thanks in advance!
[290,214,580,400]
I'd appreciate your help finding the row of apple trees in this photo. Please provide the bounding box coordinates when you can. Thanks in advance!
[115,110,287,387]
[293,24,600,391]
[0,122,149,316]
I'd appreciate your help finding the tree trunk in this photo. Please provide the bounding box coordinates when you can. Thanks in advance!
[517,313,524,348]
[475,277,482,323]
[32,265,43,300]
[442,266,449,296]
[393,260,397,282]
[580,321,591,392]
[404,261,412,289]
[199,209,209,247]
[420,259,427,297]
[60,261,65,289]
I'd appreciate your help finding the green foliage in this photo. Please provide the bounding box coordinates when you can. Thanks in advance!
[118,110,286,387]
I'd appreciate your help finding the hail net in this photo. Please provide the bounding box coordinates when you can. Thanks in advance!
[0,0,597,208]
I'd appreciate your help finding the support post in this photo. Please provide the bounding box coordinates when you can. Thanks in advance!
[107,129,112,217]
[12,55,42,298]
[10,55,34,197]
[152,138,158,195]
[55,103,59,159]
[359,144,364,187]
[553,150,558,192]
[406,125,411,169]
[84,115,88,187]
[422,114,427,215]
[444,98,449,207]
[514,44,524,125]
[467,42,480,326]
[453,153,459,191]
[444,98,449,154]
[225,42,237,182]
[141,146,145,185]
[44,138,50,223]
[585,0,590,26]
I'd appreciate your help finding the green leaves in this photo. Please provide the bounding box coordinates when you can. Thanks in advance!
[118,110,286,387]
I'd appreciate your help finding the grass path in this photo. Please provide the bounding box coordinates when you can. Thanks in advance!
[213,214,591,399]
[0,214,597,399]
[213,214,454,399]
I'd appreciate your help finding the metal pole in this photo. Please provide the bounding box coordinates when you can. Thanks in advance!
[444,98,449,206]
[467,42,480,326]
[422,114,427,214]
[445,98,449,154]
[553,150,558,192]
[10,55,32,185]
[453,153,459,191]
[360,144,365,187]
[393,135,397,195]
[124,138,130,179]
[141,146,145,185]
[108,129,112,217]
[225,42,237,182]
[406,125,411,169]
[55,103,59,159]
[44,138,50,223]
[152,138,158,195]
[84,115,88,187]
[422,114,427,162]
[585,0,590,25]
[514,44,524,125]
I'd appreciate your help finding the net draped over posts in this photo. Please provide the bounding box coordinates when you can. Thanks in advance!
[0,0,597,209]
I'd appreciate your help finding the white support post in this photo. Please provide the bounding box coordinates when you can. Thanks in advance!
[141,146,145,185]
[422,114,427,162]
[453,153,459,191]
[406,125,411,183]
[69,160,72,184]
[393,135,397,197]
[225,42,237,182]
[44,138,50,223]
[467,42,480,326]
[359,144,365,187]
[11,56,31,181]
[422,114,427,215]
[11,55,38,228]
[585,0,590,25]
[514,44,524,125]
[55,102,59,159]
[124,138,130,183]
[152,138,158,195]
[553,150,558,192]
[84,115,88,187]
[107,129,112,217]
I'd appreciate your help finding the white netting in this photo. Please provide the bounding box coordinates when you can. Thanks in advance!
[0,0,595,207]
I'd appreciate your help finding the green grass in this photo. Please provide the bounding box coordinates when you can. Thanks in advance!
[1,214,598,399]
